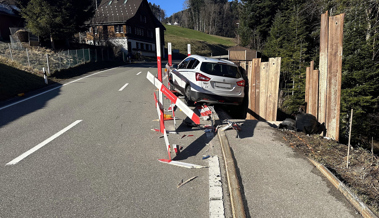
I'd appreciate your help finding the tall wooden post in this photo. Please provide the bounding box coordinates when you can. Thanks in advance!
[267,57,281,121]
[254,59,261,119]
[319,11,329,124]
[326,14,344,141]
[247,60,254,120]
[259,62,269,120]
[310,69,319,118]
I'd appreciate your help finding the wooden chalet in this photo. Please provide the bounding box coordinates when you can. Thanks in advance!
[86,0,165,57]
[0,0,23,41]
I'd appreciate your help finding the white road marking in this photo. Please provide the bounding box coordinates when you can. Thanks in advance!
[6,120,82,166]
[136,71,142,75]
[0,68,116,111]
[209,155,225,217]
[118,83,129,91]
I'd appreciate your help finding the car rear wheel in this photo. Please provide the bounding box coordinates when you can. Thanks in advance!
[184,85,194,106]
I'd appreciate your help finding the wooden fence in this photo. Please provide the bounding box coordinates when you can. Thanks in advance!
[305,12,345,141]
[240,57,281,121]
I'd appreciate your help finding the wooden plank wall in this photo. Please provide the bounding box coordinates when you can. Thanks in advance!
[305,60,319,118]
[246,57,281,121]
[304,12,344,141]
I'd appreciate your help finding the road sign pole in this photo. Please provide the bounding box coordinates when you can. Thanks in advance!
[168,42,172,66]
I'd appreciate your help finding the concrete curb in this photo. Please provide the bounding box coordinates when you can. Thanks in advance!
[307,158,378,218]
[217,129,246,218]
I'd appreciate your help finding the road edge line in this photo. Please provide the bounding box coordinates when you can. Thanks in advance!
[217,129,246,218]
[307,157,378,218]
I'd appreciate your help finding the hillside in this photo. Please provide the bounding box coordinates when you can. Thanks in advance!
[164,24,236,58]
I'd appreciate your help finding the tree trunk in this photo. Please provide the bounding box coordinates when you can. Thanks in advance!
[50,33,55,50]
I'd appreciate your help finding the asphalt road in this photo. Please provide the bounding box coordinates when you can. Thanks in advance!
[0,63,210,217]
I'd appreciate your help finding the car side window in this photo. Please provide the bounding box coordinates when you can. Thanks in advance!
[178,58,191,69]
[187,59,199,69]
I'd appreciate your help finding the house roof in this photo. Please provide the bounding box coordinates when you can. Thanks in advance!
[92,0,141,24]
[0,0,19,16]
[90,0,165,30]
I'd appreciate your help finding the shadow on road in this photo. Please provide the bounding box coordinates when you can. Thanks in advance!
[0,62,152,128]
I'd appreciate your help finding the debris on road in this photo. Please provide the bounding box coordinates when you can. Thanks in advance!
[202,155,210,160]
[177,176,198,188]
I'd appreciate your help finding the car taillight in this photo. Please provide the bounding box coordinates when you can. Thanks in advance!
[196,73,211,81]
[237,80,245,87]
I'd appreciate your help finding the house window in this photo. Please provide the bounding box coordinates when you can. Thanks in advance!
[147,30,154,38]
[115,25,123,33]
[134,28,145,36]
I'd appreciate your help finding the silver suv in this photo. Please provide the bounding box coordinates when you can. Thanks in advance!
[167,55,245,105]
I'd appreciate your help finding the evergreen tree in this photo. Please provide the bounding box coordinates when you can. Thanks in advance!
[339,0,379,144]
[239,0,282,49]
[18,0,94,49]
[263,1,309,114]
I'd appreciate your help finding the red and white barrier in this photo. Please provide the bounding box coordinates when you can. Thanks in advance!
[147,71,200,125]
[198,105,212,117]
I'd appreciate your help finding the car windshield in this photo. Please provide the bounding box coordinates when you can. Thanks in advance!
[200,62,241,79]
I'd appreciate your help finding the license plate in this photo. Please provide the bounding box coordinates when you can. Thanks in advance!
[215,82,231,89]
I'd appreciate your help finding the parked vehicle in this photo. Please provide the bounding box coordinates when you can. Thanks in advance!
[167,55,245,105]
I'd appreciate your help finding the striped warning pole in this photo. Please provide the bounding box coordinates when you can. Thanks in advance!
[154,92,165,134]
[155,27,164,133]
[147,71,200,125]
[168,42,172,66]
[156,28,162,83]
[187,44,191,56]
[154,93,172,160]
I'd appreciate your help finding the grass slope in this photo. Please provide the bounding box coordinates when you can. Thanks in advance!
[0,60,124,102]
[164,25,236,58]
[0,63,47,101]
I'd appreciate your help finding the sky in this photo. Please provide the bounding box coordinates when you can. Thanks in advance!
[147,0,187,18]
